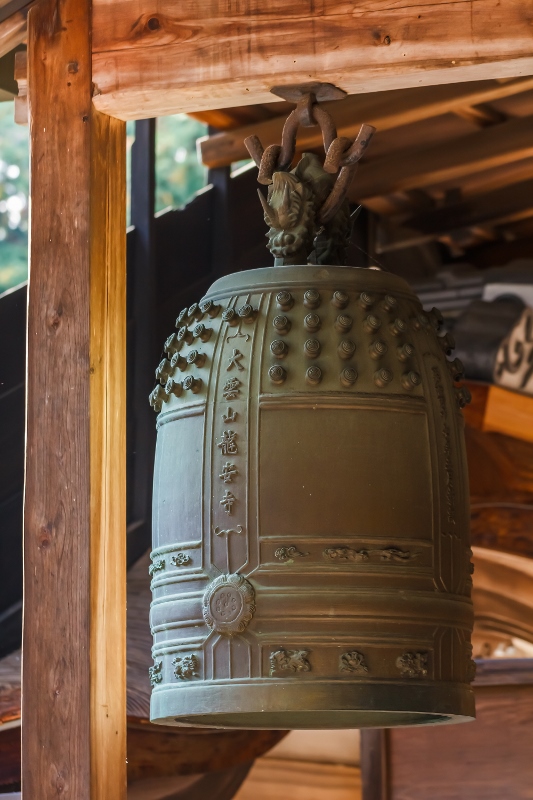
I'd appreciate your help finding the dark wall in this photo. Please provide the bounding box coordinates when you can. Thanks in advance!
[0,285,26,654]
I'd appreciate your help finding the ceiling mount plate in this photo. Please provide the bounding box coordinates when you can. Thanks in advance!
[270,82,347,103]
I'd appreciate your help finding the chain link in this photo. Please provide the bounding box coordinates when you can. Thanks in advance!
[244,92,375,222]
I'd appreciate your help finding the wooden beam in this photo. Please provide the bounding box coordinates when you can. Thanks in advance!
[360,730,389,800]
[199,78,533,169]
[0,8,26,59]
[91,0,533,121]
[351,113,533,202]
[471,503,533,561]
[23,0,126,797]
[235,758,361,800]
[440,157,533,202]
[483,385,533,444]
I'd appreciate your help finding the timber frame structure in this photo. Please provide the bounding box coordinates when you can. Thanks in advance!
[0,0,533,797]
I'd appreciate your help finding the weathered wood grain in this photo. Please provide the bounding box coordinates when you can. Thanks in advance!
[91,0,533,120]
[235,757,362,800]
[199,78,533,168]
[23,0,126,797]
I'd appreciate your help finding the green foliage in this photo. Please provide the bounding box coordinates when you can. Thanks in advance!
[0,103,29,294]
[0,108,206,294]
[155,114,207,213]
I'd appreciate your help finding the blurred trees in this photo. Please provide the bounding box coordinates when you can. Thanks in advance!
[0,103,28,294]
[0,109,206,294]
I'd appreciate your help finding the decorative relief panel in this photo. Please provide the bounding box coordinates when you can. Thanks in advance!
[270,649,311,676]
[214,525,244,538]
[396,652,429,679]
[323,546,418,563]
[340,651,369,674]
[149,660,163,687]
[173,654,199,680]
[149,558,165,576]
[202,573,255,635]
[275,545,310,561]
[171,552,191,567]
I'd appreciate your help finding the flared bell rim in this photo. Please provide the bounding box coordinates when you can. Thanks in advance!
[151,681,476,730]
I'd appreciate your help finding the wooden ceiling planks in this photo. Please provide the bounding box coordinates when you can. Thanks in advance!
[190,101,291,132]
[195,77,533,249]
[350,114,533,201]
[404,179,533,237]
[90,0,533,120]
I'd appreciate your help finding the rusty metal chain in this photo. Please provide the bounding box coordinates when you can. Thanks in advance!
[244,91,375,223]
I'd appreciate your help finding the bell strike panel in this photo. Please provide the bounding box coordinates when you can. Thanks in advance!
[149,265,474,729]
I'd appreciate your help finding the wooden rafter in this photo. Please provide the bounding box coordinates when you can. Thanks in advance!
[350,113,533,202]
[405,179,533,236]
[0,6,27,59]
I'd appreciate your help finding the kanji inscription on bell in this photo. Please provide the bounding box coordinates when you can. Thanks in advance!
[217,430,238,456]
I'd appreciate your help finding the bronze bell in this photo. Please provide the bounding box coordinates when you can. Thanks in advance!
[148,87,475,730]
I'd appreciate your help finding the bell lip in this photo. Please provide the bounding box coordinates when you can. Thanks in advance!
[150,681,475,730]
[202,264,416,306]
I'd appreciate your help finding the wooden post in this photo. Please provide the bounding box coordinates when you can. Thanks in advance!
[22,0,127,797]
[360,730,389,800]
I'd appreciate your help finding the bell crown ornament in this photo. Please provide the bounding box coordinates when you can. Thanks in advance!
[148,86,475,729]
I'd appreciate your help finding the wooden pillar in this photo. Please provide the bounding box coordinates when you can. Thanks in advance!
[22,0,127,797]
[360,730,389,800]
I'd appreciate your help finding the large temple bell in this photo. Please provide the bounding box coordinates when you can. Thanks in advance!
[148,84,475,729]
